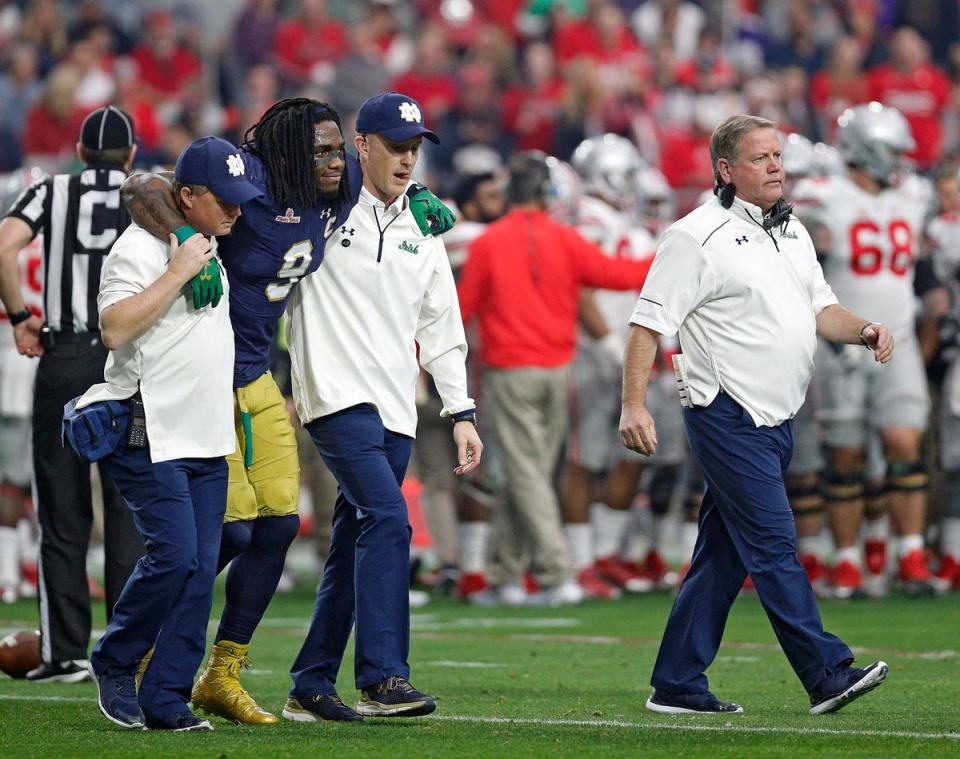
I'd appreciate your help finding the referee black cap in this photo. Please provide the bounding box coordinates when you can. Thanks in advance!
[80,106,135,150]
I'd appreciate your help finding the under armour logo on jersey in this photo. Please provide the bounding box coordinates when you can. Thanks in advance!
[226,154,244,177]
[275,207,301,224]
[735,235,749,245]
[319,208,332,219]
[341,226,355,236]
[398,101,422,123]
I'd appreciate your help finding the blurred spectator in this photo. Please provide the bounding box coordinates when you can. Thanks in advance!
[329,21,392,117]
[273,0,349,91]
[21,64,85,173]
[867,26,951,170]
[361,0,414,76]
[66,20,117,109]
[231,0,280,72]
[765,1,833,74]
[501,41,566,154]
[129,10,203,118]
[0,41,43,153]
[0,0,23,50]
[229,63,280,145]
[71,0,135,55]
[840,0,891,69]
[781,66,820,140]
[630,0,704,61]
[554,0,644,68]
[19,0,68,76]
[674,27,735,90]
[810,35,868,139]
[389,22,458,126]
[112,56,162,161]
[895,0,960,69]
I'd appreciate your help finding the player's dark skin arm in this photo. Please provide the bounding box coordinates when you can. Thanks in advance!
[121,171,185,239]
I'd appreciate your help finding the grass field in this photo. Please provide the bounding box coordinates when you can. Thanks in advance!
[1,583,958,758]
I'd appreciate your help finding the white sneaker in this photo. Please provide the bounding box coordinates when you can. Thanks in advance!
[497,582,528,606]
[528,580,583,607]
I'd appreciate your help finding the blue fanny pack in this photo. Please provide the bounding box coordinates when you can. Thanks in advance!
[61,398,130,462]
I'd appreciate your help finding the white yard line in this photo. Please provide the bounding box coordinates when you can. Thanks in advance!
[1,697,954,741]
[434,714,960,741]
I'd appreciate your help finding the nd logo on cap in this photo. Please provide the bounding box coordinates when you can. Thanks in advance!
[398,102,422,123]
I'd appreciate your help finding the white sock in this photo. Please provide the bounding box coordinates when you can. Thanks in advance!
[798,535,822,558]
[865,516,889,541]
[592,503,631,559]
[898,533,924,557]
[834,546,860,566]
[648,514,665,550]
[565,522,594,570]
[0,527,19,585]
[942,517,960,560]
[458,521,489,574]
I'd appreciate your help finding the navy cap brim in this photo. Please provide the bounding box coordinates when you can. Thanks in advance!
[377,124,440,144]
[208,179,263,206]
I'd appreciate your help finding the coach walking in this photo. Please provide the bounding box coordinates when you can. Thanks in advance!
[83,136,262,731]
[620,114,890,716]
[0,107,143,682]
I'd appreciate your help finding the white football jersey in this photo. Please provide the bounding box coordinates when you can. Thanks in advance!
[576,195,654,338]
[793,173,927,337]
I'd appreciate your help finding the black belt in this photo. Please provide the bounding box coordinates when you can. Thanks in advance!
[40,327,102,349]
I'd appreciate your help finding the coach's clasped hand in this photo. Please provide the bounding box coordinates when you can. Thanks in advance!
[407,183,456,236]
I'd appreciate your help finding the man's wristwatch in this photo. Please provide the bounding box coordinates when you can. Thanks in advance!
[452,409,477,427]
[8,309,31,327]
[858,322,876,349]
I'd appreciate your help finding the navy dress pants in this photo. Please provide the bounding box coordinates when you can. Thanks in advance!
[290,404,414,697]
[651,392,853,696]
[91,444,227,722]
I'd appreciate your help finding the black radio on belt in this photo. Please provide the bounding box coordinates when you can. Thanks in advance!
[39,324,55,350]
[127,395,148,449]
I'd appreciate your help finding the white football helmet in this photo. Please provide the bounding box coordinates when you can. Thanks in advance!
[634,166,675,236]
[836,102,915,185]
[545,156,582,224]
[570,133,643,210]
[778,131,815,179]
[811,142,846,177]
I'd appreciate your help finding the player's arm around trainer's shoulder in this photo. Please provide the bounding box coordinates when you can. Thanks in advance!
[121,171,183,241]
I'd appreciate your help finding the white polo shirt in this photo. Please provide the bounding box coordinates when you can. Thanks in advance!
[76,223,235,463]
[287,186,474,437]
[629,195,837,427]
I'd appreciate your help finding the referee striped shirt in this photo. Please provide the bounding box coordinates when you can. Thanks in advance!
[5,166,130,333]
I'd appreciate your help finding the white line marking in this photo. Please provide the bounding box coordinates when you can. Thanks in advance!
[414,618,580,630]
[0,696,955,740]
[434,714,960,741]
[423,660,508,669]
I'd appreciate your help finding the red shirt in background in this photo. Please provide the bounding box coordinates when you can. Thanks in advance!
[554,19,643,65]
[809,70,868,138]
[22,103,84,159]
[500,79,566,153]
[659,129,713,190]
[387,71,458,124]
[866,63,950,168]
[274,17,350,85]
[458,209,652,369]
[130,45,202,98]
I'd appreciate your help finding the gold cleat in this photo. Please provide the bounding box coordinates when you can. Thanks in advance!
[191,640,279,725]
[135,647,154,691]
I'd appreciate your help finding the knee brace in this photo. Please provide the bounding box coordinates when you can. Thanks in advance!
[943,471,960,519]
[885,460,928,495]
[257,474,301,517]
[823,469,865,504]
[649,466,680,516]
[787,479,823,517]
[864,481,889,520]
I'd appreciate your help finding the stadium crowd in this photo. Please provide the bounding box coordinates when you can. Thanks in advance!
[0,0,959,703]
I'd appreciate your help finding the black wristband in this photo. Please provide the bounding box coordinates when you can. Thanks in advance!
[452,409,477,426]
[8,309,31,327]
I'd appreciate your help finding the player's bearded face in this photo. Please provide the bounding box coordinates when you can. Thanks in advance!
[313,121,346,197]
[723,127,785,214]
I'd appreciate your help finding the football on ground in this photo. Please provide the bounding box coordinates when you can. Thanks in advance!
[0,630,41,679]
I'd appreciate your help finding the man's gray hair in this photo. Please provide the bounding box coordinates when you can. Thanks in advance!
[710,114,776,184]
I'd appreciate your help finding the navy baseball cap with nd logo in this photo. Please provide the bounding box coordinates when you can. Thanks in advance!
[175,136,263,206]
[356,92,440,144]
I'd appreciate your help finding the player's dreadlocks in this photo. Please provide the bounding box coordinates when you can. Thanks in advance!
[242,97,350,211]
